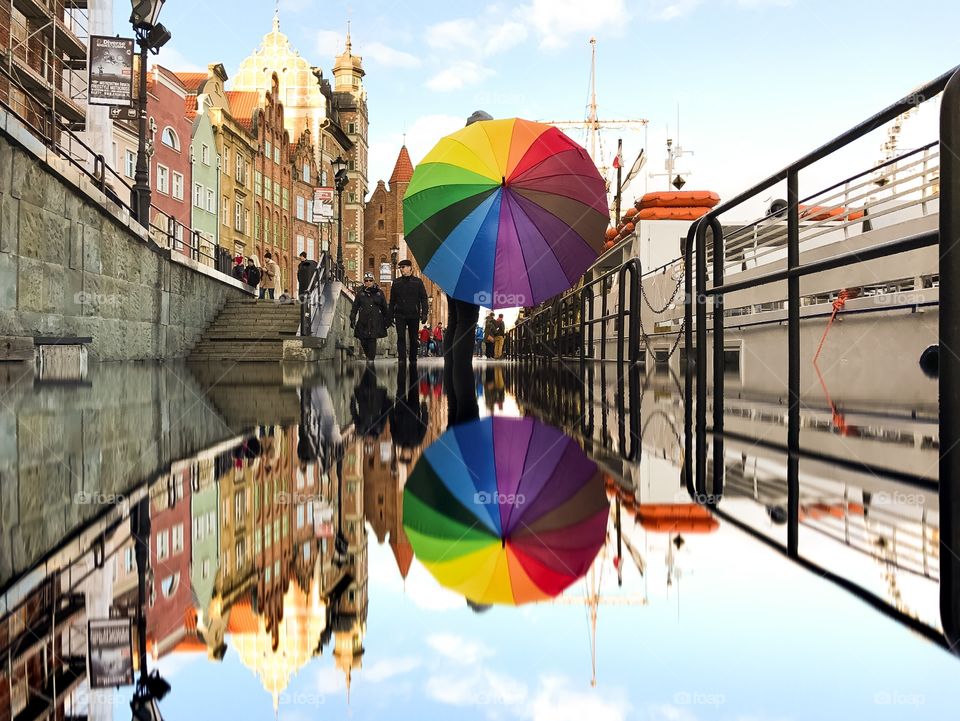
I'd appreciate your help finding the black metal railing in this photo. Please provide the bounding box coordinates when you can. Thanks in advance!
[677,65,960,649]
[300,251,338,336]
[0,57,239,284]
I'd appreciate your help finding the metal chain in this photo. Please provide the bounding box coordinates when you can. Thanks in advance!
[640,261,685,314]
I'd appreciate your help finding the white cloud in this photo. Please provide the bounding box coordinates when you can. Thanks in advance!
[426,633,495,664]
[425,17,528,56]
[427,60,494,92]
[362,656,422,682]
[648,0,702,20]
[524,676,632,721]
[524,0,629,49]
[362,41,422,68]
[426,668,528,707]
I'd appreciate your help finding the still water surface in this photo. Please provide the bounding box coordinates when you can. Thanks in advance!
[0,360,956,720]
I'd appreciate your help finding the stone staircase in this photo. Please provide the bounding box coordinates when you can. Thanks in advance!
[188,298,302,361]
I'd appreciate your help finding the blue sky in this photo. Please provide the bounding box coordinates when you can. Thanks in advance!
[114,0,959,209]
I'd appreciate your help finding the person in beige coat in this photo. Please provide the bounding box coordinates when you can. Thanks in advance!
[260,251,281,300]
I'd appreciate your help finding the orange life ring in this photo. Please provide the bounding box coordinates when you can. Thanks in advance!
[636,191,720,210]
[636,206,710,221]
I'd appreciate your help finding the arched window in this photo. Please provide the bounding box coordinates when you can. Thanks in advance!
[161,127,180,151]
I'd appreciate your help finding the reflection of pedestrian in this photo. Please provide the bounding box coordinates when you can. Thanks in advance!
[350,366,390,438]
[350,273,389,362]
[390,364,428,451]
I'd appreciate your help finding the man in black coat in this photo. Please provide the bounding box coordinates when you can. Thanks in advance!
[388,259,429,365]
[297,251,318,302]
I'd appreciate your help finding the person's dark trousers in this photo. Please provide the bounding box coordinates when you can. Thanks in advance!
[395,317,419,363]
[260,288,275,300]
[443,295,480,374]
[485,341,494,358]
[360,338,377,361]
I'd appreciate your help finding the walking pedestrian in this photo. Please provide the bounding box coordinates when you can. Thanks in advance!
[493,313,506,359]
[432,323,444,356]
[388,259,429,365]
[297,251,317,302]
[418,324,431,357]
[245,256,262,292]
[261,251,280,301]
[350,272,389,363]
[483,313,496,358]
[474,324,484,357]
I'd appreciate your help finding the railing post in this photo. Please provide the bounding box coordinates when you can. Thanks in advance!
[786,168,801,558]
[695,218,709,496]
[683,222,697,498]
[939,67,960,649]
[710,217,725,502]
[630,258,641,367]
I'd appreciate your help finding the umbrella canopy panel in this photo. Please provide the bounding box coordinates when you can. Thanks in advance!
[404,119,608,309]
[403,415,609,606]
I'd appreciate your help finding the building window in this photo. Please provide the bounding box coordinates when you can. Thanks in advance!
[255,171,262,196]
[368,255,374,268]
[161,127,180,151]
[201,144,210,164]
[302,163,310,183]
[296,196,305,220]
[264,177,272,202]
[156,165,169,194]
[206,188,215,213]
[255,209,261,239]
[244,208,250,235]
[273,146,280,164]
[172,172,184,200]
[282,188,289,210]
[193,183,203,208]
[348,122,355,134]
[222,146,230,175]
[265,140,272,159]
[124,150,136,179]
[235,201,243,231]
[172,524,184,553]
[264,215,270,243]
[236,540,245,568]
[348,159,355,171]
[156,531,169,561]
[348,192,356,204]
[378,219,384,230]
[296,235,305,255]
[235,489,245,523]
[273,183,280,206]
[236,154,247,185]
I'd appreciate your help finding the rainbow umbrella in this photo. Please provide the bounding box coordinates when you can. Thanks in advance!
[403,119,608,309]
[402,416,608,605]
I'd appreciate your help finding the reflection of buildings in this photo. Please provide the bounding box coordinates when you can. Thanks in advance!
[147,464,193,659]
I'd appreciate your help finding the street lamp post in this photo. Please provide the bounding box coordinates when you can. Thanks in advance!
[331,155,349,279]
[129,1,171,228]
[390,244,399,285]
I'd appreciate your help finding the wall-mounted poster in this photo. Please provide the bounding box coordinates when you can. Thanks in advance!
[89,36,135,107]
[88,618,134,687]
[312,187,334,223]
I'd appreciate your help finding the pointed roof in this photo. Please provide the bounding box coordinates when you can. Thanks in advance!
[390,538,413,579]
[389,145,414,186]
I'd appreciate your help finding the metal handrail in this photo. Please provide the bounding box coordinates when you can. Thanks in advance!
[300,251,335,336]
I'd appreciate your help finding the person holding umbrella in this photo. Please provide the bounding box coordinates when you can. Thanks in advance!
[388,258,429,365]
[350,272,390,363]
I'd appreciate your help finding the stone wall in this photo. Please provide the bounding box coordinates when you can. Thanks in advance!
[0,110,251,360]
[0,362,238,591]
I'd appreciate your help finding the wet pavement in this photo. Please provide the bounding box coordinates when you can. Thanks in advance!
[1,359,958,720]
